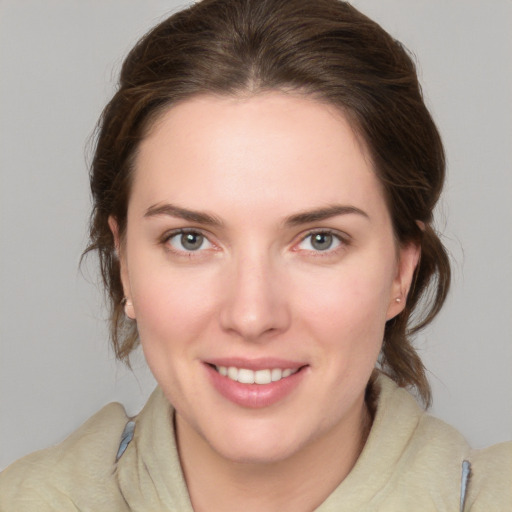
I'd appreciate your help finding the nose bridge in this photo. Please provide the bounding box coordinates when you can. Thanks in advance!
[219,244,289,340]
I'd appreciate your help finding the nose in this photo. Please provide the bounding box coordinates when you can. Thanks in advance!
[219,252,291,342]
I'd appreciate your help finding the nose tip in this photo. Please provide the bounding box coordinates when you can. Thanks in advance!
[219,259,290,342]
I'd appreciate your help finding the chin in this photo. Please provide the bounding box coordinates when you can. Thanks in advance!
[203,416,316,465]
[214,436,303,465]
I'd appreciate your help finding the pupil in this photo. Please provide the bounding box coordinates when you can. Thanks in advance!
[312,233,332,251]
[182,233,203,250]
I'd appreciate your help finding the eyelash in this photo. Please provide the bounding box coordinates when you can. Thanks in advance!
[159,228,350,257]
[294,229,350,256]
[160,229,215,256]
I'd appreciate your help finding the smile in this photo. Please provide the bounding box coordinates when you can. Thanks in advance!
[206,361,307,408]
[215,366,299,384]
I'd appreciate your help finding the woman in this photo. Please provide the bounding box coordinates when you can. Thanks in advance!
[1,0,510,510]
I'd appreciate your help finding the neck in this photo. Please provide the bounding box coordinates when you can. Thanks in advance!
[176,395,372,512]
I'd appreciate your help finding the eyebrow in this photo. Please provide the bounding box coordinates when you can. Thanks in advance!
[144,203,224,226]
[144,202,369,227]
[284,205,369,227]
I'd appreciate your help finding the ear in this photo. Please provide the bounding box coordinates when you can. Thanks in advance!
[386,241,421,321]
[108,216,136,320]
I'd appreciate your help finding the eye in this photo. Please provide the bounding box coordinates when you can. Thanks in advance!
[297,231,343,252]
[167,230,213,252]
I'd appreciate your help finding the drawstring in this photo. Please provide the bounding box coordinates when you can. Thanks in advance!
[460,460,472,512]
[116,420,136,462]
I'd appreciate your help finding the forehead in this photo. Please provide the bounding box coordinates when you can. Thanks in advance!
[131,92,387,221]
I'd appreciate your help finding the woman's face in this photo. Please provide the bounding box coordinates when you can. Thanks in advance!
[115,93,419,464]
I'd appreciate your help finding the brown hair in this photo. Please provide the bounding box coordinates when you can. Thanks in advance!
[85,0,450,406]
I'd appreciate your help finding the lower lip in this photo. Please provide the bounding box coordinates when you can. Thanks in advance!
[205,364,306,409]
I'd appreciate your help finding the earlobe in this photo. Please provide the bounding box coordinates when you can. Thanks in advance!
[108,216,136,320]
[122,297,136,320]
[386,242,421,320]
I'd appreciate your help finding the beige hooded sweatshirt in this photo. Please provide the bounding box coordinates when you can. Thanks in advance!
[0,374,510,511]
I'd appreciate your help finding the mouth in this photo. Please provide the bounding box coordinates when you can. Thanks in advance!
[205,360,308,408]
[211,365,301,385]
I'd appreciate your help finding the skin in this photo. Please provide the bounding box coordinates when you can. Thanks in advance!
[111,92,420,512]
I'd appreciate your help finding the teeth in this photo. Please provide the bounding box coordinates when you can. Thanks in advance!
[254,369,271,384]
[271,368,282,382]
[215,366,298,384]
[238,368,255,384]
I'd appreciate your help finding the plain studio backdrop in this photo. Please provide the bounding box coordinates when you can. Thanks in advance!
[0,0,511,471]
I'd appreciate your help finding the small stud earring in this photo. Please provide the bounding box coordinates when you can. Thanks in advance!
[395,297,402,303]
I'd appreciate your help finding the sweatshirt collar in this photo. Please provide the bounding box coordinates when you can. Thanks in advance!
[116,374,428,510]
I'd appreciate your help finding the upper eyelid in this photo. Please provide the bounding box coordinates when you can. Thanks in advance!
[296,228,351,243]
[161,227,212,241]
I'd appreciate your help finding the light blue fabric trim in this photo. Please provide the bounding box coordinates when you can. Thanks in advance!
[116,420,136,462]
[460,459,472,512]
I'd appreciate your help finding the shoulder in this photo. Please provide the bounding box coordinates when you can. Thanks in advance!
[466,441,512,510]
[363,375,510,510]
[363,376,512,512]
[0,401,130,511]
[399,389,512,509]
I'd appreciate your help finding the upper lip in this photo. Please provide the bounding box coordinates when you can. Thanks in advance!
[205,357,307,371]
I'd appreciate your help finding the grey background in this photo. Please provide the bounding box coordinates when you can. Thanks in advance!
[1,0,511,470]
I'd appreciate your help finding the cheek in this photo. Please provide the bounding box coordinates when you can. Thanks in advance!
[129,260,218,353]
[293,259,394,354]
[130,264,220,404]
